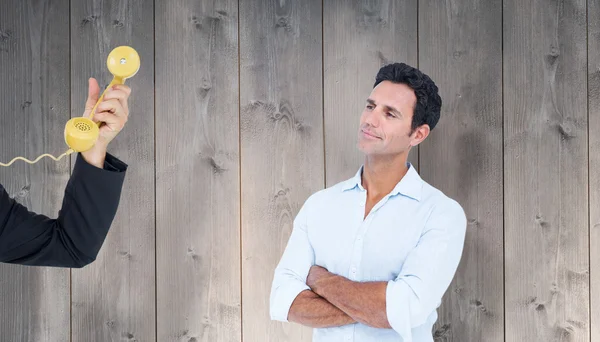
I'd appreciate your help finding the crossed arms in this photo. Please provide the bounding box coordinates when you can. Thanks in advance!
[269,198,467,338]
[288,266,390,328]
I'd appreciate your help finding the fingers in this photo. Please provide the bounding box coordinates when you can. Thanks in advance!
[102,87,130,112]
[84,78,100,111]
[95,98,128,119]
[93,105,128,132]
[94,112,126,132]
[82,81,132,134]
[93,99,128,133]
[111,84,131,96]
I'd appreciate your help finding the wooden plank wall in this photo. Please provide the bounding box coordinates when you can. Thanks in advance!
[0,1,596,341]
[591,0,600,339]
[504,1,589,341]
[155,1,240,341]
[419,1,504,341]
[240,1,322,341]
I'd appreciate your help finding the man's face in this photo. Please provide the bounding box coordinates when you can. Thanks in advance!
[357,80,428,157]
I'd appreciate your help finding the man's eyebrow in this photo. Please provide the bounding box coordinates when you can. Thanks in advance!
[367,98,402,116]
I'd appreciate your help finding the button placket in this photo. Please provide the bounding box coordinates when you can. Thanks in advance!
[349,244,361,280]
[350,216,371,280]
[350,192,366,280]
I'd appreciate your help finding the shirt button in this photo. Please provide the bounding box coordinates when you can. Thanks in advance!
[357,236,362,241]
[351,267,357,274]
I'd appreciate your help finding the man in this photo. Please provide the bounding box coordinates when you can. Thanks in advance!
[270,63,467,342]
[0,78,131,268]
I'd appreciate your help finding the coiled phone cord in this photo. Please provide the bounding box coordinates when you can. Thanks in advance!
[0,149,75,167]
[0,78,113,167]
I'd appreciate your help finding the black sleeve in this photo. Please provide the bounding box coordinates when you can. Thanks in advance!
[0,152,127,268]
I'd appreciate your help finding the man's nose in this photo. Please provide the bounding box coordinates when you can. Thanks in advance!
[364,109,381,127]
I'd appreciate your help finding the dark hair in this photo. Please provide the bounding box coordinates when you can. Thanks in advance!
[374,62,442,132]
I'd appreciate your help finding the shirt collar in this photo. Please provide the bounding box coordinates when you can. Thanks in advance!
[342,163,423,201]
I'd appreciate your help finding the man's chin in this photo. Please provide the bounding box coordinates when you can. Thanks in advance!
[357,144,405,159]
[357,142,381,155]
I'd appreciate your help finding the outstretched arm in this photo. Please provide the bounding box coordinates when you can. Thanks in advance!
[0,152,127,268]
[0,78,131,268]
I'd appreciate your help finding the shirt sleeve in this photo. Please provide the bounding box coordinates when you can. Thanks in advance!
[269,196,315,322]
[385,198,467,340]
[0,152,127,268]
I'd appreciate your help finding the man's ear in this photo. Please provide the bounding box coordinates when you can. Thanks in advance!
[409,124,430,147]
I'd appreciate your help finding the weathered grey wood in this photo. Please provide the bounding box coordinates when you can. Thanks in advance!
[240,1,323,341]
[590,0,600,339]
[418,1,504,341]
[0,1,70,341]
[504,1,589,340]
[69,1,155,341]
[323,0,418,185]
[155,0,240,341]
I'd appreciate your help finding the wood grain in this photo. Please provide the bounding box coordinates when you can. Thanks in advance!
[69,1,156,341]
[240,0,323,341]
[589,0,600,339]
[0,1,70,341]
[418,1,504,341]
[504,1,589,340]
[323,0,418,185]
[155,0,241,341]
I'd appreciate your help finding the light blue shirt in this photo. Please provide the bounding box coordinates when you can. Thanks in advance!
[269,163,467,342]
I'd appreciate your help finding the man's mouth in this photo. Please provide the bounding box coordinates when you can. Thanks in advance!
[361,129,380,139]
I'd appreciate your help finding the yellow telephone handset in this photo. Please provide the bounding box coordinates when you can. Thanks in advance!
[0,46,140,167]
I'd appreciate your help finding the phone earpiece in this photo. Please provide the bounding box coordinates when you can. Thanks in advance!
[107,46,141,80]
[64,46,140,153]
[1,46,139,167]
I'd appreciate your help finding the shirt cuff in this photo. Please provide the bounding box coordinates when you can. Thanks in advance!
[386,279,419,342]
[101,152,128,173]
[76,152,127,173]
[270,280,310,322]
[70,152,127,190]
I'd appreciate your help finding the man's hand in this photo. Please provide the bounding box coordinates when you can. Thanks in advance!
[81,77,131,168]
[306,265,334,293]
